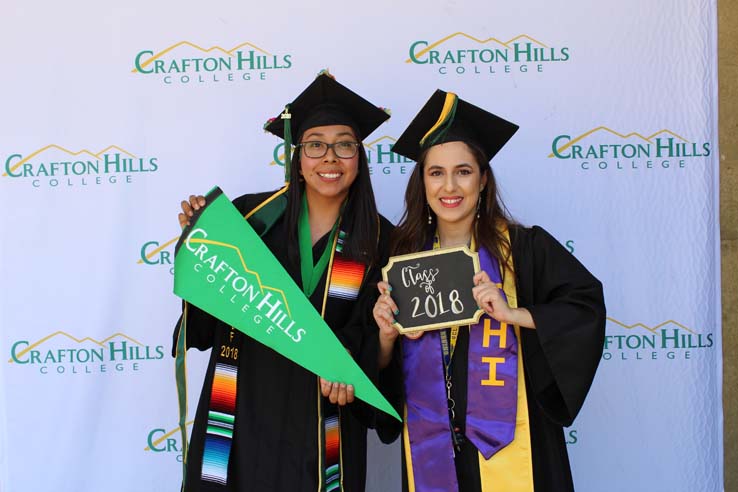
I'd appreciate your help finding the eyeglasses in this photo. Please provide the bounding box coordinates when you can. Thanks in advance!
[297,141,361,159]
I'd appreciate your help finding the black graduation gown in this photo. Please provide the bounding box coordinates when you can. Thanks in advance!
[173,191,394,492]
[377,225,606,492]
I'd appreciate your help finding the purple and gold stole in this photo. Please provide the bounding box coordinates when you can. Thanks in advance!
[401,231,534,492]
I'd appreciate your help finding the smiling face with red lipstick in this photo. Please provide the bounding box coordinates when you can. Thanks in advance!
[423,141,488,244]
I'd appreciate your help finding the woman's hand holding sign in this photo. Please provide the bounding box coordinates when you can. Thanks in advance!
[374,265,536,368]
[472,270,536,329]
[373,281,399,340]
[374,281,424,369]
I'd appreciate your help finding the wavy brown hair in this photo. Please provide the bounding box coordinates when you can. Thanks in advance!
[391,140,516,270]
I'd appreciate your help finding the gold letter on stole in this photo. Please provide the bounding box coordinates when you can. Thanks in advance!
[481,357,505,386]
[483,319,507,348]
[481,319,507,386]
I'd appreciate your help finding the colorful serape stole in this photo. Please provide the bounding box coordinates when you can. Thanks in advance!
[322,411,341,492]
[327,231,366,301]
[200,329,242,485]
[178,195,370,491]
[319,229,366,492]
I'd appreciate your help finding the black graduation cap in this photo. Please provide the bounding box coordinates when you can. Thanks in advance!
[391,89,519,163]
[264,71,390,182]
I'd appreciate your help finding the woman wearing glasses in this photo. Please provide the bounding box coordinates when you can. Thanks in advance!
[372,90,606,492]
[174,72,393,492]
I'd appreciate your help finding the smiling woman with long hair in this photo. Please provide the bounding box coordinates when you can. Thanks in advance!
[173,72,393,492]
[373,90,606,492]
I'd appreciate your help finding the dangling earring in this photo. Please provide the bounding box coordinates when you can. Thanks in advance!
[476,195,482,219]
[427,204,432,225]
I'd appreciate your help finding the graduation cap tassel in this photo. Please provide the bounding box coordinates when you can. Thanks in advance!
[420,92,459,149]
[281,104,293,184]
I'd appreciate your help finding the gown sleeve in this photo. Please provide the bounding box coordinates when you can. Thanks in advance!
[171,303,221,355]
[364,218,405,443]
[512,225,606,426]
[374,341,404,444]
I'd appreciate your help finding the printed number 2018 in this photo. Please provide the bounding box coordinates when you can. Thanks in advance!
[220,345,239,360]
[411,290,464,319]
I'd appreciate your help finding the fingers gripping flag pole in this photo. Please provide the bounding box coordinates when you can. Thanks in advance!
[173,187,400,421]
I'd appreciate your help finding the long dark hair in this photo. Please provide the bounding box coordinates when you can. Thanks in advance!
[391,140,515,268]
[284,137,380,267]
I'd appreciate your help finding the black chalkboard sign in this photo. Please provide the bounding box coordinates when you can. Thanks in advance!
[381,246,483,333]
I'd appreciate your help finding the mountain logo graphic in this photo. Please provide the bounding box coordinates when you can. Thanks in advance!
[548,127,711,171]
[9,331,165,373]
[132,41,272,73]
[4,145,156,177]
[406,32,570,67]
[3,145,159,188]
[145,422,194,457]
[603,317,714,360]
[132,40,293,84]
[140,237,179,273]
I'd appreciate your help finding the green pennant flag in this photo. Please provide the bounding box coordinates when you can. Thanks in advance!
[174,187,400,421]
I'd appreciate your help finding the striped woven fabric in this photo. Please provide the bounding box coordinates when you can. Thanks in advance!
[201,363,238,484]
[328,231,365,301]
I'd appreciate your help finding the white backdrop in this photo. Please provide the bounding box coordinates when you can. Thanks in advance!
[0,0,722,490]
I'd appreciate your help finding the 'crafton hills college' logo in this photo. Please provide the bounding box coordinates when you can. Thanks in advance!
[132,41,293,85]
[270,136,413,176]
[406,33,571,76]
[145,422,192,462]
[3,145,159,189]
[139,236,179,275]
[549,127,712,172]
[603,318,714,362]
[8,332,165,375]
